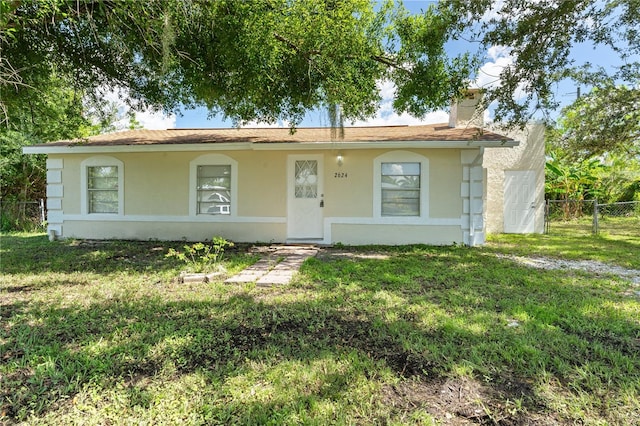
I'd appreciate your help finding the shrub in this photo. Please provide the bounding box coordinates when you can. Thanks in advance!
[165,236,234,273]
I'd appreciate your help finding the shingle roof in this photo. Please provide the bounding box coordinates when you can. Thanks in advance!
[40,124,512,147]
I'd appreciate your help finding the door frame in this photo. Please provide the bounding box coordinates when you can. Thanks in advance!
[287,154,324,240]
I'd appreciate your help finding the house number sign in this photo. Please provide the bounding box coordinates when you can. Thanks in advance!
[334,172,348,178]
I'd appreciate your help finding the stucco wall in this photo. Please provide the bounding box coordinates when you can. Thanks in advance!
[63,220,286,242]
[483,123,546,234]
[47,147,471,244]
[331,224,463,245]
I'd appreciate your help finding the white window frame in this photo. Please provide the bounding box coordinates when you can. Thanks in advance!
[373,151,429,222]
[189,154,238,218]
[81,156,124,216]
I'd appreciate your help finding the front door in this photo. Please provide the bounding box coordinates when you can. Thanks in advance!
[504,170,536,233]
[287,155,324,239]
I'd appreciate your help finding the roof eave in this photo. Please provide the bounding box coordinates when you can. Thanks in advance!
[22,139,518,154]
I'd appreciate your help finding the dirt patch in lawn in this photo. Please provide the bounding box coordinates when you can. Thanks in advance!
[496,254,640,282]
[381,376,559,425]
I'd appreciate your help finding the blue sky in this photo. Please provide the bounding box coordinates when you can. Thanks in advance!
[123,1,625,130]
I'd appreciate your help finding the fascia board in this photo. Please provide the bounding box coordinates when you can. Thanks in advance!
[23,142,253,154]
[251,140,518,150]
[23,139,518,155]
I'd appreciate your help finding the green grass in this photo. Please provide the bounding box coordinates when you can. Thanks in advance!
[1,231,639,425]
[490,216,640,269]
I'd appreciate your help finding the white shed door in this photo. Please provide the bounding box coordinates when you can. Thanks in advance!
[287,155,324,239]
[504,170,536,233]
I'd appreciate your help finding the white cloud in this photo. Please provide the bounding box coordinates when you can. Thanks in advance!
[474,55,513,89]
[473,44,514,90]
[350,109,449,127]
[133,109,176,130]
[473,46,527,101]
[95,87,176,130]
[377,79,396,101]
[487,45,512,61]
[480,0,505,22]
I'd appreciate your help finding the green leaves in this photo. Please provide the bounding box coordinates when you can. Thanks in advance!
[165,237,234,273]
[4,0,638,132]
[557,85,640,159]
[545,83,640,205]
[181,0,393,125]
[1,0,465,129]
[439,0,640,127]
[545,150,608,204]
[392,6,473,117]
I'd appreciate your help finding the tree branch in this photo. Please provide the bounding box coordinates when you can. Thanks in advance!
[273,32,320,56]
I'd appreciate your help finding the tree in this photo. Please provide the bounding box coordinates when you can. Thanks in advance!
[2,1,638,132]
[439,1,639,127]
[0,73,107,201]
[545,150,607,217]
[2,0,469,129]
[554,85,640,159]
[596,152,640,202]
[545,85,640,210]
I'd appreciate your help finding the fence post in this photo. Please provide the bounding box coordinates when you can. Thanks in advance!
[544,199,549,234]
[592,199,599,235]
[39,198,46,225]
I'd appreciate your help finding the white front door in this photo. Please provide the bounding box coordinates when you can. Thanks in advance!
[287,155,324,239]
[504,170,536,233]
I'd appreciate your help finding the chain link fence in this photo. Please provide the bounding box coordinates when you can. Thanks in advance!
[0,199,46,232]
[546,199,640,236]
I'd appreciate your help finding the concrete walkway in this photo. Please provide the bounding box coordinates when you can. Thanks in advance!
[225,245,318,286]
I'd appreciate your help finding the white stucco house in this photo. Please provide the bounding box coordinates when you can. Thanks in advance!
[24,91,545,246]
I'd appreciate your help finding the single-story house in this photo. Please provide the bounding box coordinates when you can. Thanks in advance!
[24,91,545,246]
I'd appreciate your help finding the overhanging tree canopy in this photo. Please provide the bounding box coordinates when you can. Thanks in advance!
[442,0,640,124]
[2,0,638,131]
[554,85,640,159]
[1,0,469,128]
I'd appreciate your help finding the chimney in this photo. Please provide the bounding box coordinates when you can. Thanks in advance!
[449,89,484,128]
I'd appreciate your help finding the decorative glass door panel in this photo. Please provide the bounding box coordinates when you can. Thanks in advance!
[295,160,318,198]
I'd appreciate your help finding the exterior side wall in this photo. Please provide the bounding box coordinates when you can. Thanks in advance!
[49,148,474,245]
[483,123,546,234]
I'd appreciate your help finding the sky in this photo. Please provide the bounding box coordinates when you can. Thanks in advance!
[114,0,623,131]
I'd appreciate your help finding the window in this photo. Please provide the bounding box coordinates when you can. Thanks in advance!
[373,151,428,220]
[197,165,231,215]
[189,154,237,217]
[81,156,124,215]
[381,162,420,216]
[88,166,119,213]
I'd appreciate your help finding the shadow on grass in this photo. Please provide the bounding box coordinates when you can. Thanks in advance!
[1,234,255,277]
[2,248,639,423]
[0,234,187,275]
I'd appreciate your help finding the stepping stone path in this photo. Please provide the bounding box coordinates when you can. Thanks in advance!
[225,245,318,286]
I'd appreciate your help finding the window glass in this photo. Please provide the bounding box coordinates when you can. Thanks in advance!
[197,165,231,215]
[381,162,420,216]
[88,166,118,213]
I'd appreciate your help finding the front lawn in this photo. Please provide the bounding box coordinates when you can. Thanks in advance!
[1,232,639,424]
